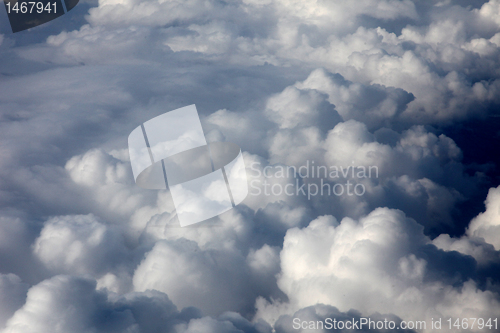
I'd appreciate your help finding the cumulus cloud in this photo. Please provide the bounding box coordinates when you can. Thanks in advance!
[2,276,106,333]
[256,208,500,329]
[46,0,500,124]
[259,87,474,230]
[65,149,158,222]
[33,214,129,277]
[0,274,28,330]
[1,0,500,332]
[466,185,500,250]
[433,185,500,265]
[274,304,417,333]
[293,68,414,129]
[132,237,282,317]
[1,275,272,333]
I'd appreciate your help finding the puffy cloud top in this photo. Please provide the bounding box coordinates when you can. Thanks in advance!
[1,0,500,332]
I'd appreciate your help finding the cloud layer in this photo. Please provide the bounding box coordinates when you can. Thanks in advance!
[1,0,500,333]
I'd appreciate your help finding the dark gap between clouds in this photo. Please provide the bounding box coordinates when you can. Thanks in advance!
[442,108,500,237]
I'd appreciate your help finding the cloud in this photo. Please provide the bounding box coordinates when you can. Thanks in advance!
[433,185,500,265]
[0,215,45,284]
[274,304,417,333]
[1,0,500,332]
[0,274,28,330]
[260,94,474,230]
[2,276,106,333]
[132,237,280,317]
[65,149,158,222]
[255,208,500,327]
[466,185,500,250]
[265,83,342,130]
[294,69,415,129]
[33,214,129,277]
[2,275,272,333]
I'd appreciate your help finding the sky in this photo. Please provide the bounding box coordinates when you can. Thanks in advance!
[1,0,500,332]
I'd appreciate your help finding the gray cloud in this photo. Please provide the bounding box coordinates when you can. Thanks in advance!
[1,0,500,332]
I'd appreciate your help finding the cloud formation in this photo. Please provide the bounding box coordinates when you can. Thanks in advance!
[256,209,500,326]
[1,0,500,333]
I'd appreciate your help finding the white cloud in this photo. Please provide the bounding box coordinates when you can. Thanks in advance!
[274,304,415,333]
[433,185,500,264]
[256,208,500,329]
[133,238,257,316]
[1,0,500,332]
[294,68,414,129]
[466,185,500,250]
[1,275,271,333]
[33,214,129,278]
[0,274,28,330]
[265,84,341,130]
[65,149,156,220]
[2,276,104,333]
[0,216,44,284]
